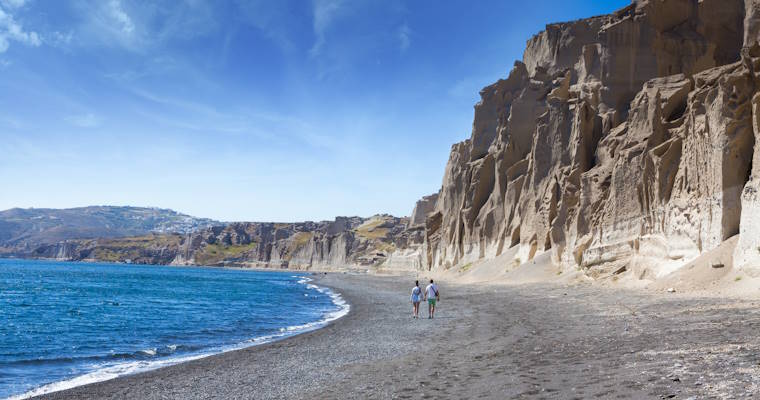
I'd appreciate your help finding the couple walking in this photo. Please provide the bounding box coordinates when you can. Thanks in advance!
[410,279,439,319]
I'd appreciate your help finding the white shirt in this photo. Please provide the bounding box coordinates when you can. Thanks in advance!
[425,283,438,299]
[411,286,421,297]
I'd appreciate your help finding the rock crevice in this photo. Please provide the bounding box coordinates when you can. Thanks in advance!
[408,0,760,279]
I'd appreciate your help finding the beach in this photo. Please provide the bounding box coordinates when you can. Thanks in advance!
[34,272,760,399]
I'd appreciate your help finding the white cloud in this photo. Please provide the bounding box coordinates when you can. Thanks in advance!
[68,0,141,52]
[0,3,41,53]
[398,23,410,52]
[309,0,345,57]
[0,0,26,9]
[47,30,73,47]
[65,113,101,128]
[107,0,134,35]
[69,1,221,53]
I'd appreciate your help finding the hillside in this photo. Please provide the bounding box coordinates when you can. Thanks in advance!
[16,215,409,269]
[0,206,218,255]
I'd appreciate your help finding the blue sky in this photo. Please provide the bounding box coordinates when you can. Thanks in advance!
[0,0,629,222]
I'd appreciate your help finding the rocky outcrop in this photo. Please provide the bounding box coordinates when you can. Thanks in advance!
[734,45,760,275]
[408,193,439,228]
[16,215,410,270]
[414,0,760,279]
[28,234,184,265]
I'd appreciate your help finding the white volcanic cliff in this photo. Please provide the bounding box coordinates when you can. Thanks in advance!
[403,0,760,279]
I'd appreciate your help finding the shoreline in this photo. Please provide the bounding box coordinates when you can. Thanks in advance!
[29,273,760,399]
[31,273,374,400]
[9,271,349,400]
[0,256,380,276]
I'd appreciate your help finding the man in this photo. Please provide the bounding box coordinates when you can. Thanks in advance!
[424,279,439,319]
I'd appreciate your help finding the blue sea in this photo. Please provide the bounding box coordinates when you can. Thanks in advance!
[0,259,348,399]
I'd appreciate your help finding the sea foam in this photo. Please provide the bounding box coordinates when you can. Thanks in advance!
[8,274,349,400]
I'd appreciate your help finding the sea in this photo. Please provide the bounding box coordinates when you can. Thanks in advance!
[0,258,349,399]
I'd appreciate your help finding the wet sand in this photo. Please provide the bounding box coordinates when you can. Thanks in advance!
[36,273,760,399]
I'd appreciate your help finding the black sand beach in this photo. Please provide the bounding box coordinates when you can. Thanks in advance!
[35,273,760,399]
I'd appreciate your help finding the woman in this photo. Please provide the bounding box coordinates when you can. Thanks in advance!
[410,280,422,318]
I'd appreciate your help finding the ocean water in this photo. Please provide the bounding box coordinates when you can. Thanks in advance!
[0,259,348,399]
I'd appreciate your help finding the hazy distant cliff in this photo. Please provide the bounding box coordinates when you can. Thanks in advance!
[401,0,760,279]
[172,215,408,269]
[4,213,409,270]
[0,206,217,254]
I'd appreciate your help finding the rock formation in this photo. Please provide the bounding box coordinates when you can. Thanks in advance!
[13,215,409,269]
[408,0,760,278]
[408,193,439,228]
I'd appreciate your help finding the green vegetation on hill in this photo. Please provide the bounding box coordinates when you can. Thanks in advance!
[375,241,396,254]
[88,234,183,263]
[291,232,313,246]
[355,218,390,240]
[4,211,409,269]
[194,242,258,266]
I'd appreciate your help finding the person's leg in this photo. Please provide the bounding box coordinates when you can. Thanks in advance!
[428,299,432,318]
[431,301,435,318]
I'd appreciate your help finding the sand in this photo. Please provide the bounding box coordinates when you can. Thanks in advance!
[30,269,760,399]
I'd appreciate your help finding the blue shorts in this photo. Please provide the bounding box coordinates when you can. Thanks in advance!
[411,295,421,303]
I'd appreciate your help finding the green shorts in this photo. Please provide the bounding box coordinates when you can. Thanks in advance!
[428,298,436,306]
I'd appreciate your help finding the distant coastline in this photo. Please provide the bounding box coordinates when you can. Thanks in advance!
[0,207,413,272]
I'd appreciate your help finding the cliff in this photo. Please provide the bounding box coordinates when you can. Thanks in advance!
[15,215,409,270]
[405,0,760,280]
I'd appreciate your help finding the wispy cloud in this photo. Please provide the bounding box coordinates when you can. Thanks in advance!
[65,113,101,128]
[63,1,221,54]
[107,0,134,35]
[235,0,297,53]
[0,0,27,9]
[397,23,410,52]
[46,30,73,47]
[129,87,230,119]
[75,1,148,52]
[309,0,345,57]
[0,2,41,53]
[67,1,134,50]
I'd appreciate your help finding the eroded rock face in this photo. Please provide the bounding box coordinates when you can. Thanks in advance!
[417,0,760,278]
[20,215,410,270]
[734,45,760,275]
[409,193,439,228]
[173,215,410,269]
